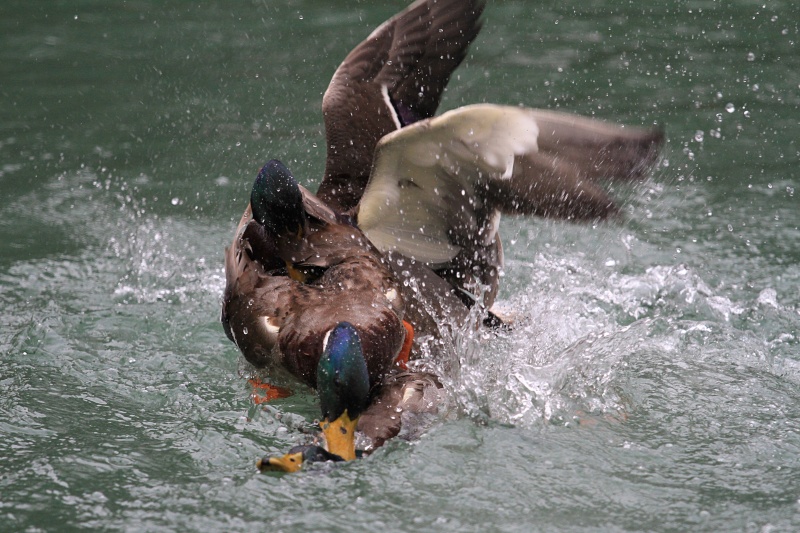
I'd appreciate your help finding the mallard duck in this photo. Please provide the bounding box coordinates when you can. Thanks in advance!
[222,0,663,469]
[256,322,440,472]
[222,160,411,389]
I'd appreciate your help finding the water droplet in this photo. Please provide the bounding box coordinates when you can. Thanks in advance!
[725,103,735,113]
[242,327,248,335]
[171,197,179,205]
[694,130,704,142]
[746,52,756,61]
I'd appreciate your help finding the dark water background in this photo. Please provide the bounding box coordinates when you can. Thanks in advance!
[2,0,799,531]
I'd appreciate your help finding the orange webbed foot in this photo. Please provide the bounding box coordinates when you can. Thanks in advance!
[248,378,292,404]
[395,320,414,371]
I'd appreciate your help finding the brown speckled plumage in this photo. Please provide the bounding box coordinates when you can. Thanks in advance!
[222,0,663,451]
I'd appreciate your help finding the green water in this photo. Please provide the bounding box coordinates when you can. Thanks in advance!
[2,0,799,531]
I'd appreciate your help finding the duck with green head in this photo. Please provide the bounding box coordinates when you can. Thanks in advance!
[223,0,664,472]
[258,322,371,472]
[223,159,410,390]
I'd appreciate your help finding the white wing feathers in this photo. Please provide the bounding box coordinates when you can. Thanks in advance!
[357,104,662,266]
[357,104,539,264]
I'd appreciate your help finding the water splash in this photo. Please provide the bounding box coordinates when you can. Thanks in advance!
[419,251,800,430]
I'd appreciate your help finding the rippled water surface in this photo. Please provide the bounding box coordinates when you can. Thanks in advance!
[2,0,799,531]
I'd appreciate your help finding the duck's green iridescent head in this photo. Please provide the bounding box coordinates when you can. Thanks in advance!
[250,159,305,236]
[317,322,371,461]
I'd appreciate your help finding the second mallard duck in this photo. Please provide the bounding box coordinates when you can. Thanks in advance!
[222,0,663,471]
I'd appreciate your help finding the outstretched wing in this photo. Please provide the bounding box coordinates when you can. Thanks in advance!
[317,0,485,212]
[357,105,539,264]
[356,104,663,266]
[488,110,664,220]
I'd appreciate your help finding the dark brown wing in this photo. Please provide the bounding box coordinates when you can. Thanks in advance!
[221,208,297,369]
[490,117,665,220]
[317,0,485,212]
